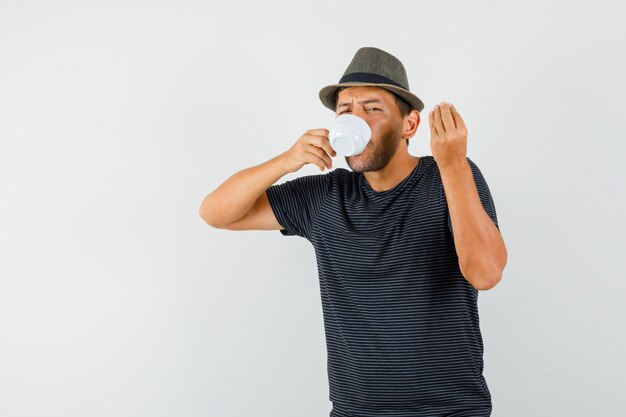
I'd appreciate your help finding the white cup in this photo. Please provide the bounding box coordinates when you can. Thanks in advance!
[329,114,372,156]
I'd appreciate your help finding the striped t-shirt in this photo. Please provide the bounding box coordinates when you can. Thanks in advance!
[266,155,499,417]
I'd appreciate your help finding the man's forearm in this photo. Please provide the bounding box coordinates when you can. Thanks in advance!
[199,153,288,227]
[439,159,507,290]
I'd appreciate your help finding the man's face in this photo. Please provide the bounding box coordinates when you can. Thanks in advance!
[335,86,404,173]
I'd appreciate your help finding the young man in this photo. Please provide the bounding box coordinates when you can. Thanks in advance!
[200,47,507,417]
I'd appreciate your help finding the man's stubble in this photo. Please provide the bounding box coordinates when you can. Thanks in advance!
[345,122,403,173]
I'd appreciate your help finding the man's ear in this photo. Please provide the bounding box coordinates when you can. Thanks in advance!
[403,109,420,138]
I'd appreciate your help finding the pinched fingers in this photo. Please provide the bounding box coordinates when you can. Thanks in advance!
[430,105,444,137]
[439,102,456,132]
[430,102,466,136]
[449,104,466,132]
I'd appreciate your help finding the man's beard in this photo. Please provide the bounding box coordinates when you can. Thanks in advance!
[345,123,402,173]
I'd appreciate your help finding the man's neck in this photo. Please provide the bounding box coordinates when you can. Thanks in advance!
[363,153,420,192]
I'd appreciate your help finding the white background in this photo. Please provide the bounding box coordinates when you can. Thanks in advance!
[1,0,624,416]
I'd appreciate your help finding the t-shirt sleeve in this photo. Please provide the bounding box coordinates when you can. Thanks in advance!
[265,171,333,239]
[446,157,499,238]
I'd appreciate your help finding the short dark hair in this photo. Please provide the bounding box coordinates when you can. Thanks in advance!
[334,86,414,146]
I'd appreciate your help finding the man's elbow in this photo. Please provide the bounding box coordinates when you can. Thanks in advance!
[461,254,506,291]
[199,207,224,229]
[472,274,502,291]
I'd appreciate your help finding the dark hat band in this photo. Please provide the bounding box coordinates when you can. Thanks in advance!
[339,72,407,90]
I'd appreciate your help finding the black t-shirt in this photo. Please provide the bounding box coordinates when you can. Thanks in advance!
[266,155,499,417]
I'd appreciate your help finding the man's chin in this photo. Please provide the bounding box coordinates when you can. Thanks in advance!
[346,155,368,172]
[345,148,367,162]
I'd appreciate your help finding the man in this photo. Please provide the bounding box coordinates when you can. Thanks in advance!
[200,47,507,417]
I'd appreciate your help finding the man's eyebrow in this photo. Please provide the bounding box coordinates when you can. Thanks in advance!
[336,99,385,109]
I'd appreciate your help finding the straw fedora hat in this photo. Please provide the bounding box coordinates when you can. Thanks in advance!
[319,46,424,113]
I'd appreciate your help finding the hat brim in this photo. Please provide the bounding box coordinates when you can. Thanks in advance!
[319,81,425,113]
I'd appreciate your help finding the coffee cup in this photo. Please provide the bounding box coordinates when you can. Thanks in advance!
[328,114,372,156]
